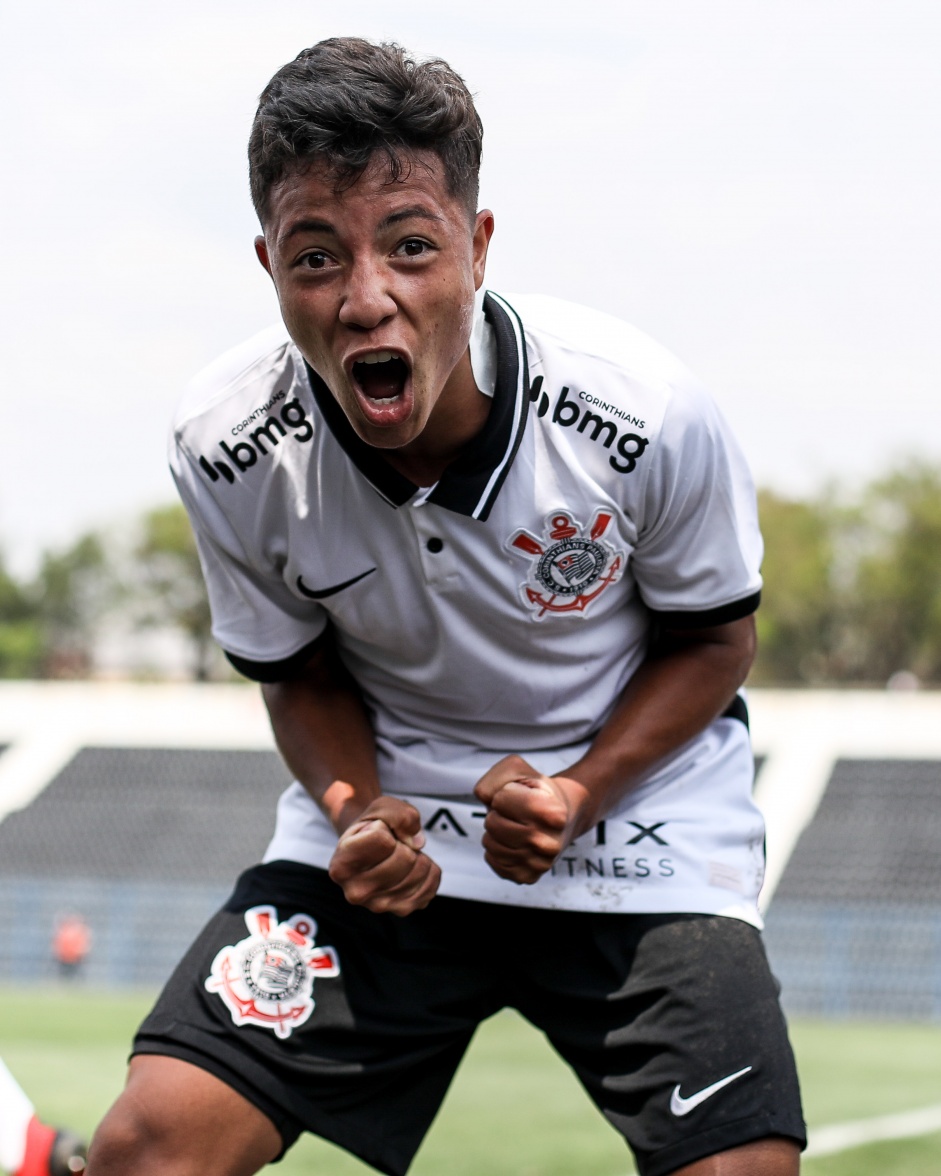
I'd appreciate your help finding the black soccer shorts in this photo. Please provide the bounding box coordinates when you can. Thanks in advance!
[134,861,805,1176]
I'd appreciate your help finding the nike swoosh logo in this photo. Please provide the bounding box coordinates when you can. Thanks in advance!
[670,1066,752,1116]
[296,568,377,599]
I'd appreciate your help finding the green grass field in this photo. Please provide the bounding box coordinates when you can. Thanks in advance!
[3,987,941,1174]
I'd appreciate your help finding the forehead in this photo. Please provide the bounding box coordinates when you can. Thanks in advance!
[266,151,465,237]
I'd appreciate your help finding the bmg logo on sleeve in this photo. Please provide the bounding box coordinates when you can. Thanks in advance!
[199,396,314,485]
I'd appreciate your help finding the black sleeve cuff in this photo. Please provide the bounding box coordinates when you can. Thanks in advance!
[224,634,327,683]
[649,589,761,631]
[720,694,749,728]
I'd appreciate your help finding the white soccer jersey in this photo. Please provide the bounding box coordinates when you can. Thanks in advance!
[170,292,766,924]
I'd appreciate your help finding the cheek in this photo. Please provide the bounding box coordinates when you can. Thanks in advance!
[429,281,475,360]
[280,298,337,367]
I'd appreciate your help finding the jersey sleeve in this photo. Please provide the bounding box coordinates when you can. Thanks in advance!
[171,443,328,681]
[630,376,763,627]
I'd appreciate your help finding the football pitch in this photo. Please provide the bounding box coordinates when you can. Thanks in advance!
[3,988,941,1175]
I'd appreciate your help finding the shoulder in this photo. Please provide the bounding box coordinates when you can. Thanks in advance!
[503,293,696,394]
[501,293,722,479]
[172,324,299,436]
[169,325,321,492]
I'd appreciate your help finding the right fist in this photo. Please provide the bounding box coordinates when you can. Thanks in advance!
[328,796,441,916]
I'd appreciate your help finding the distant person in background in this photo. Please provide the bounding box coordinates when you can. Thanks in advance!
[51,915,90,982]
[0,1058,86,1176]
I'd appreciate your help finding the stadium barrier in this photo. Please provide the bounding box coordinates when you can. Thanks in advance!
[1,682,940,1008]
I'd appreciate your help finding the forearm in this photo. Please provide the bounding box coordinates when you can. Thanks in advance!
[564,615,757,837]
[261,635,440,914]
[261,644,381,835]
[474,615,757,884]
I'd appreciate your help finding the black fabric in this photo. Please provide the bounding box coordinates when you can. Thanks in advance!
[303,293,527,519]
[134,862,804,1176]
[651,590,761,631]
[425,294,529,520]
[224,635,326,683]
[721,694,749,729]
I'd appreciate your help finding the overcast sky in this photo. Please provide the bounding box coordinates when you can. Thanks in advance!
[2,0,939,572]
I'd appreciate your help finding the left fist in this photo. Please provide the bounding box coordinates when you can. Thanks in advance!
[473,755,591,884]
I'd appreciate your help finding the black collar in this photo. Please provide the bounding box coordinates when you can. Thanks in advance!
[304,292,530,521]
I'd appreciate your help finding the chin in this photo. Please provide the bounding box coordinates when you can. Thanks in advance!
[348,411,421,450]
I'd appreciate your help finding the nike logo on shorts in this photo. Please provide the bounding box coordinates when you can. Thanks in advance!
[297,568,377,599]
[669,1066,753,1116]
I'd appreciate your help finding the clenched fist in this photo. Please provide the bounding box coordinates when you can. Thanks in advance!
[474,755,592,884]
[329,796,441,916]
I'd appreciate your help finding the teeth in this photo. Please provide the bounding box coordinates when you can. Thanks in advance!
[359,351,395,365]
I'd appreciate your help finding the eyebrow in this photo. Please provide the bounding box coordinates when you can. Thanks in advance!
[378,206,444,230]
[279,219,336,244]
[279,206,444,245]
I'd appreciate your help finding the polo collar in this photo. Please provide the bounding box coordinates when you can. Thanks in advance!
[304,292,530,521]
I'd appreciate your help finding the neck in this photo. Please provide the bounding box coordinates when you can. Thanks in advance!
[383,350,491,486]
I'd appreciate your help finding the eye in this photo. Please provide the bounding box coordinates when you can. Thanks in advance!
[300,251,332,270]
[397,239,432,258]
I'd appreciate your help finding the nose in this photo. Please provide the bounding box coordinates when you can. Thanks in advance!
[338,258,397,330]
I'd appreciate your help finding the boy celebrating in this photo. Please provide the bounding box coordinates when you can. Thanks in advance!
[89,38,804,1176]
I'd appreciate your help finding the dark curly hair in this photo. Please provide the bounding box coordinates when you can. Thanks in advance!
[249,38,483,223]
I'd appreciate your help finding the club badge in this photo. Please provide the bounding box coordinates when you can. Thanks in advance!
[508,510,624,620]
[205,904,340,1038]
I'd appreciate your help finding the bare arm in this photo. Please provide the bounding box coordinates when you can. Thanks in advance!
[475,614,757,884]
[262,632,440,914]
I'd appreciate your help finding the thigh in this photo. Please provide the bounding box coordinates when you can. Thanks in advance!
[134,862,501,1176]
[513,912,805,1176]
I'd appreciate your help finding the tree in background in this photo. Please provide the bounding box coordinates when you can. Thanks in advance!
[0,552,43,677]
[753,465,941,686]
[34,533,114,676]
[134,503,216,681]
[750,491,841,684]
[851,464,941,684]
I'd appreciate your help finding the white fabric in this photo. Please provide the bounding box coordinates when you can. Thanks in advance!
[170,292,766,925]
[265,714,764,919]
[468,286,498,397]
[0,1057,34,1172]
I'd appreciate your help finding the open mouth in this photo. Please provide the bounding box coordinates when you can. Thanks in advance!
[352,352,410,405]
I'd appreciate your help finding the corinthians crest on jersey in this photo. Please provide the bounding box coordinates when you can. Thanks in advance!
[205,904,340,1038]
[509,510,625,620]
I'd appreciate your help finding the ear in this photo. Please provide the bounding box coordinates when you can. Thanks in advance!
[471,210,494,290]
[254,235,273,276]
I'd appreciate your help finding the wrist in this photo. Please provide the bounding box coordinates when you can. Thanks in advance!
[319,780,381,836]
[551,773,598,843]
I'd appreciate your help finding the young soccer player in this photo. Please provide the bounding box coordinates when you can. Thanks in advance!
[87,38,805,1175]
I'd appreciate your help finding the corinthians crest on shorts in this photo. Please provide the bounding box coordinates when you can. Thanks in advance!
[509,510,624,620]
[205,904,340,1038]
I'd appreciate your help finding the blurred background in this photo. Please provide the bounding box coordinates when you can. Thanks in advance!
[1,2,940,1173]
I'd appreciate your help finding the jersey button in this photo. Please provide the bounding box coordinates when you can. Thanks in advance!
[426,537,444,553]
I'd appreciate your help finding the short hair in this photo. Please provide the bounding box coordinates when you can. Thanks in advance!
[248,37,483,223]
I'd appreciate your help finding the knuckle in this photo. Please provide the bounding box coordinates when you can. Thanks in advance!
[532,832,562,857]
[531,795,567,826]
[482,842,514,865]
